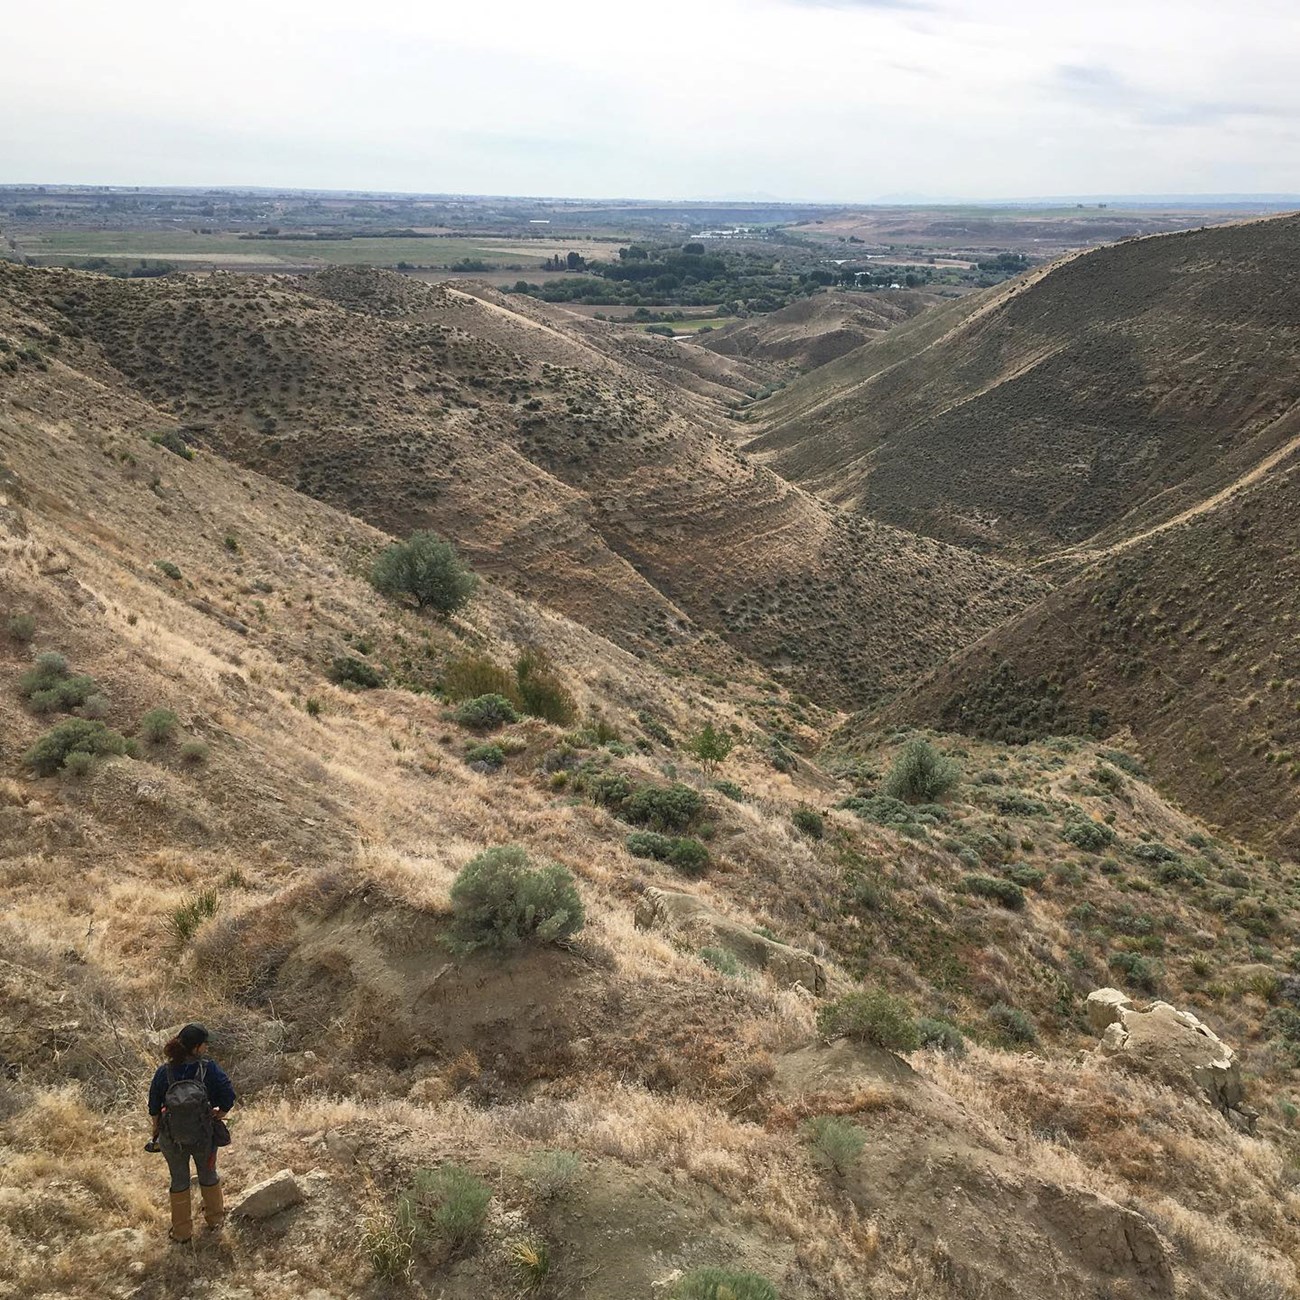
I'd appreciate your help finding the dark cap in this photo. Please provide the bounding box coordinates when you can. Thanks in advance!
[178,1023,209,1050]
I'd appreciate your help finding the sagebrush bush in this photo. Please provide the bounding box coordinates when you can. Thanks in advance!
[620,782,704,832]
[179,740,210,764]
[448,846,584,952]
[817,988,919,1052]
[465,742,505,769]
[399,1163,491,1247]
[626,830,675,860]
[916,1017,966,1056]
[988,1002,1037,1044]
[5,613,36,643]
[522,1149,581,1201]
[139,707,179,743]
[792,806,824,839]
[371,531,476,613]
[442,653,517,702]
[962,874,1026,910]
[515,648,576,725]
[668,837,710,876]
[1109,950,1161,991]
[672,1268,780,1300]
[699,945,743,977]
[802,1114,865,1175]
[713,779,745,801]
[328,655,384,689]
[454,693,520,731]
[19,652,98,714]
[24,719,128,776]
[61,750,94,778]
[1062,815,1115,852]
[155,560,182,580]
[881,737,961,803]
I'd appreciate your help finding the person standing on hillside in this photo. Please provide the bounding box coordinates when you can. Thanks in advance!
[146,1023,236,1242]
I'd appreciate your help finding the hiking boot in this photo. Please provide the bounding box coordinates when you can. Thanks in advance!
[169,1189,193,1243]
[200,1181,225,1231]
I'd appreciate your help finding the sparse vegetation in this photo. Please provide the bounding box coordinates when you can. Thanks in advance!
[5,613,36,643]
[802,1114,866,1175]
[791,806,824,839]
[522,1150,581,1201]
[398,1163,492,1248]
[166,888,220,946]
[371,531,476,614]
[448,846,584,952]
[155,559,182,580]
[18,651,98,714]
[328,655,384,689]
[671,1268,780,1300]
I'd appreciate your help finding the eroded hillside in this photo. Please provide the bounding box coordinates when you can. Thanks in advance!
[749,216,1300,556]
[2,257,1300,1300]
[0,262,1041,710]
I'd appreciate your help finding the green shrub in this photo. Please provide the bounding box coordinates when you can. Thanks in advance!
[916,1017,966,1056]
[881,737,960,804]
[686,722,734,774]
[792,806,825,839]
[620,782,704,832]
[465,743,505,769]
[5,613,36,643]
[1131,841,1180,864]
[712,779,745,801]
[454,694,520,731]
[448,846,584,953]
[399,1163,492,1247]
[166,888,220,946]
[328,655,384,689]
[626,830,675,861]
[522,1150,581,1201]
[515,649,576,725]
[80,692,110,720]
[24,719,128,776]
[817,988,919,1052]
[179,740,210,764]
[61,750,94,778]
[139,707,179,743]
[962,874,1026,910]
[1062,816,1115,852]
[305,696,323,717]
[371,531,476,614]
[1006,864,1047,890]
[1100,748,1146,778]
[993,791,1048,816]
[1108,950,1161,992]
[671,1268,780,1300]
[801,1114,865,1175]
[587,771,633,808]
[668,837,710,877]
[699,946,743,977]
[156,560,182,580]
[19,653,98,713]
[987,1002,1037,1044]
[637,710,674,747]
[442,653,518,702]
[151,430,193,459]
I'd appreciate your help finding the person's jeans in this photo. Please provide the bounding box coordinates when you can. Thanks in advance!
[161,1138,219,1193]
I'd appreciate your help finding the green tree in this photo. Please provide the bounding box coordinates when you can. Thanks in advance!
[687,722,734,774]
[370,532,476,614]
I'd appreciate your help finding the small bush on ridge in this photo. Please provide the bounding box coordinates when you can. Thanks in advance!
[817,988,919,1052]
[371,531,476,614]
[448,846,584,953]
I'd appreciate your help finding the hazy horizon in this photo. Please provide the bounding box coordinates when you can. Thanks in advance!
[5,0,1299,201]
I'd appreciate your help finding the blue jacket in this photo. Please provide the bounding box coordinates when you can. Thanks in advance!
[148,1058,236,1116]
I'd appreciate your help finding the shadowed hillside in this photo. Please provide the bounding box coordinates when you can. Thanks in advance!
[749,216,1300,556]
[0,262,1041,708]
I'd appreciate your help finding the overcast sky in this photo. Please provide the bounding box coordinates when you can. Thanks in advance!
[4,0,1298,200]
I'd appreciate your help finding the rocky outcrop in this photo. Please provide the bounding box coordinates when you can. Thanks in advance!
[229,1170,305,1220]
[633,886,825,993]
[1087,988,1256,1130]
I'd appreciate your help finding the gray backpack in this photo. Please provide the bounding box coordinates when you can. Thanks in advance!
[162,1062,214,1150]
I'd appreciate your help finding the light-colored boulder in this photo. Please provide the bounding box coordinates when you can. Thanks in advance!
[229,1170,305,1220]
[1085,988,1133,1034]
[1092,991,1249,1126]
[634,886,825,994]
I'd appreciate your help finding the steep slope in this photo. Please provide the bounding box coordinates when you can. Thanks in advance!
[750,216,1300,555]
[0,262,1042,708]
[4,291,1300,1300]
[702,288,943,371]
[874,454,1300,856]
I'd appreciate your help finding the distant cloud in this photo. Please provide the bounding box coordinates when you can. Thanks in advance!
[1052,61,1286,129]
